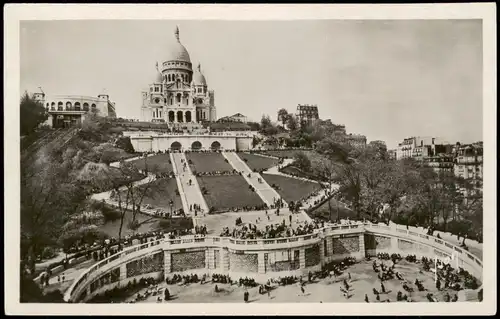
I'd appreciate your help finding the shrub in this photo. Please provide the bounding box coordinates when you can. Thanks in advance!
[115,136,135,153]
[41,246,58,260]
[101,206,121,222]
[127,219,140,232]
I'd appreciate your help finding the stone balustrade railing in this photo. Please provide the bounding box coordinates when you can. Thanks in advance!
[64,222,483,303]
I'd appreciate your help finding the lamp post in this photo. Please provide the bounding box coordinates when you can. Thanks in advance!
[169,200,174,217]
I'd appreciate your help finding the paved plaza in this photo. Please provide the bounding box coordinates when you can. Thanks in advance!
[121,258,467,304]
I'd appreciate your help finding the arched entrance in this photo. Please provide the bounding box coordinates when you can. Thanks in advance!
[177,111,183,123]
[168,111,175,123]
[170,141,182,151]
[185,111,192,123]
[211,141,221,151]
[191,141,202,150]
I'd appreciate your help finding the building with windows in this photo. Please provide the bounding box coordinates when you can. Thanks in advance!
[217,113,248,123]
[140,26,216,125]
[424,153,455,174]
[453,142,483,182]
[33,92,116,128]
[396,136,450,160]
[387,149,397,160]
[296,104,319,126]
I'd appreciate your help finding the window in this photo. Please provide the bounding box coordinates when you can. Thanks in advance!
[154,87,159,92]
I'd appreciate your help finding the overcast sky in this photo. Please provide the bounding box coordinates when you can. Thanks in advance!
[20,19,482,148]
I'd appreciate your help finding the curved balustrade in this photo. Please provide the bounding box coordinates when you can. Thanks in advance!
[64,222,483,303]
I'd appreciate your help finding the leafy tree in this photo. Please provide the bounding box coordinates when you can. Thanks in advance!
[315,137,352,163]
[115,136,135,153]
[21,145,86,276]
[20,91,48,136]
[286,114,299,132]
[247,121,261,132]
[277,108,289,126]
[260,114,278,136]
[294,151,312,172]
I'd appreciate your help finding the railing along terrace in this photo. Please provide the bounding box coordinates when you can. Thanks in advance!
[64,222,482,302]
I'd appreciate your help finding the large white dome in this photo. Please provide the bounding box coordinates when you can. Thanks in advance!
[164,26,191,63]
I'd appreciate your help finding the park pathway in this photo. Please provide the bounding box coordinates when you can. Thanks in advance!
[90,174,156,202]
[109,155,144,168]
[170,152,209,226]
[222,152,286,208]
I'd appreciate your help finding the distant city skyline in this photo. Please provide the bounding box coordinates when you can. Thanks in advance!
[20,19,483,148]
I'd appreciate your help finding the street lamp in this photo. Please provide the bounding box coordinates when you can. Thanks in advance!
[169,199,174,216]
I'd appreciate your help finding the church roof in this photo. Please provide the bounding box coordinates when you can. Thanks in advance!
[164,26,191,63]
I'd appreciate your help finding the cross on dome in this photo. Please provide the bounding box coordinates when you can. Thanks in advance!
[175,25,180,42]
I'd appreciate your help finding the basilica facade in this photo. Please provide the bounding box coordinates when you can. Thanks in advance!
[140,27,216,124]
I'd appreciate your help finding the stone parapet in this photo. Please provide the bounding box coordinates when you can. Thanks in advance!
[64,222,483,303]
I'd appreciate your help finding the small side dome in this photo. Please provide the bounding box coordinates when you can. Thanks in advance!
[192,63,207,86]
[154,62,164,83]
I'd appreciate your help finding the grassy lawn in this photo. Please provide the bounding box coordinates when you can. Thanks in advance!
[186,152,233,173]
[261,173,322,203]
[103,147,137,163]
[118,178,183,211]
[280,165,323,181]
[237,152,279,171]
[197,175,265,212]
[128,154,174,174]
[256,149,314,159]
[306,197,358,222]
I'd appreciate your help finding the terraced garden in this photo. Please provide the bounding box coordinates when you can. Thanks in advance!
[236,152,279,171]
[261,173,322,203]
[197,175,265,213]
[186,152,234,173]
[128,154,174,174]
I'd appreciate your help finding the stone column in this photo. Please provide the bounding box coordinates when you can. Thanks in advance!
[257,252,266,274]
[163,251,171,278]
[222,249,230,272]
[119,263,127,281]
[358,234,366,259]
[319,239,326,266]
[391,236,399,253]
[326,237,333,258]
[205,249,212,270]
[299,248,306,269]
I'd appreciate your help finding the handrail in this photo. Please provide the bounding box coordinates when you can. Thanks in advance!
[64,221,483,302]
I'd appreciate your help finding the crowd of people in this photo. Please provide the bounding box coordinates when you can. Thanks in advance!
[211,203,270,214]
[365,252,480,303]
[194,169,239,177]
[88,276,160,303]
[165,273,203,285]
[219,215,322,240]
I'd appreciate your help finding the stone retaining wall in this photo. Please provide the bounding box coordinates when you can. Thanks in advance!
[65,223,483,303]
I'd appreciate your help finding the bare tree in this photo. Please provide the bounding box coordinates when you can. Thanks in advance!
[78,159,159,243]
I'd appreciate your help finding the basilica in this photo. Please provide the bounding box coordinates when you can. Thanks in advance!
[140,26,217,124]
